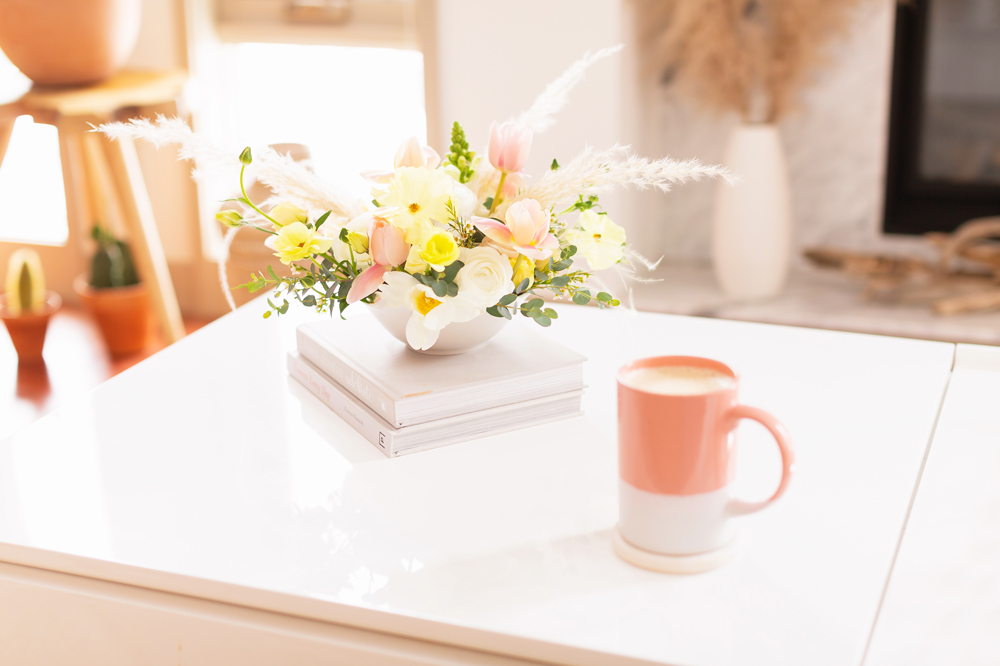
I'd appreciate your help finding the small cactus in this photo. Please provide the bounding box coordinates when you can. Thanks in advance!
[90,227,139,289]
[4,249,46,316]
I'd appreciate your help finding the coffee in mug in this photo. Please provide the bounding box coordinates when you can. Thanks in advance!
[615,356,794,573]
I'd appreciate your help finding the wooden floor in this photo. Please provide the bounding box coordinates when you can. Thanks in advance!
[1,306,211,442]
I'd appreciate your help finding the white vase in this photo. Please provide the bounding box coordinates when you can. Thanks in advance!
[368,305,509,355]
[711,123,792,300]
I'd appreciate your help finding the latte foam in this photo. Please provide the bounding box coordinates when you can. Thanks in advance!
[623,365,735,396]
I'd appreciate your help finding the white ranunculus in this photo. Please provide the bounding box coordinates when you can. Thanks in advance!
[455,246,514,308]
[451,183,479,219]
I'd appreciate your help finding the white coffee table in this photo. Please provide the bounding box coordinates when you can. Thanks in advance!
[0,301,981,665]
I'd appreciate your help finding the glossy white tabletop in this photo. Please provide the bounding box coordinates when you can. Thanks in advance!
[0,301,956,666]
[866,344,1000,666]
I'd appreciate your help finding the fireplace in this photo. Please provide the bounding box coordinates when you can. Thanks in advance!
[884,0,1000,234]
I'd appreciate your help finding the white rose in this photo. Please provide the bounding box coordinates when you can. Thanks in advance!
[455,246,514,308]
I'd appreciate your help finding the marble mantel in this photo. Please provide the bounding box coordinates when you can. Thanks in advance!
[630,262,1000,347]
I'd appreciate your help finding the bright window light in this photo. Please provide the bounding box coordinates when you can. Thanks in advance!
[213,43,426,200]
[0,115,68,245]
[0,52,67,246]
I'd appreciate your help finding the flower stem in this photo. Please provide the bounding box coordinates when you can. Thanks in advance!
[511,254,525,280]
[487,171,508,217]
[240,164,281,228]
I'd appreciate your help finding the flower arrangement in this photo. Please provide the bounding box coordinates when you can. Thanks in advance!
[100,47,730,351]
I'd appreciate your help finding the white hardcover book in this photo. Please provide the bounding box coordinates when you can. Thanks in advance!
[288,351,584,457]
[296,312,586,427]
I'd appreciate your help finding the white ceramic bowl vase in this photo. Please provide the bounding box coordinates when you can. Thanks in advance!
[368,304,509,355]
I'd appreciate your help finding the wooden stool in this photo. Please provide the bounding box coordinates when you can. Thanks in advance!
[0,70,188,344]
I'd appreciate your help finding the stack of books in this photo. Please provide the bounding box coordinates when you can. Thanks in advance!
[288,314,587,457]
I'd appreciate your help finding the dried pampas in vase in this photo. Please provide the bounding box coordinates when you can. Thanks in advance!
[635,0,867,300]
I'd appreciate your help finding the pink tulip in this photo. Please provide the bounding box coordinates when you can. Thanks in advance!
[368,217,410,267]
[488,121,532,174]
[362,138,440,184]
[472,198,559,260]
[394,136,441,169]
[346,217,410,304]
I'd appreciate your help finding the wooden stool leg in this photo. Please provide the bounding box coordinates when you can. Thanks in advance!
[99,136,185,344]
[0,118,15,171]
[56,125,92,261]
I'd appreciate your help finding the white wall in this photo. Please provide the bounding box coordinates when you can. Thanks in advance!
[434,0,626,214]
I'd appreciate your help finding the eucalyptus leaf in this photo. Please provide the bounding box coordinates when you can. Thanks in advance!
[534,315,552,327]
[499,293,517,306]
[432,280,447,297]
[444,260,464,281]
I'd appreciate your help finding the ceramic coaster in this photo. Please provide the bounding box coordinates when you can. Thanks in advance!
[612,525,736,574]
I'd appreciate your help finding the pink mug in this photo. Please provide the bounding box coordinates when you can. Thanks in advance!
[616,356,794,562]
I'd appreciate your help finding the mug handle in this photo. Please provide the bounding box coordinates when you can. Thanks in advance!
[725,405,795,516]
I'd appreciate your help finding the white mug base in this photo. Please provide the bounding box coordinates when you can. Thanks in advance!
[613,525,736,574]
[618,479,736,554]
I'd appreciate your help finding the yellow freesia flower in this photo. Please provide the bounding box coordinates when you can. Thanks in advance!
[419,230,460,271]
[269,202,308,228]
[565,210,627,270]
[265,222,334,265]
[378,167,453,232]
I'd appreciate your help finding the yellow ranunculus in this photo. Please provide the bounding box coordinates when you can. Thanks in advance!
[511,254,534,287]
[404,246,428,274]
[419,230,460,271]
[403,219,436,247]
[265,222,334,265]
[269,202,308,228]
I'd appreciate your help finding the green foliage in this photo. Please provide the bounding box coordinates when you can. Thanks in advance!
[550,158,560,170]
[89,226,139,289]
[444,121,476,183]
[412,260,464,298]
[564,194,601,215]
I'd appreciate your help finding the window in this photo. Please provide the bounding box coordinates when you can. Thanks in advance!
[209,41,426,199]
[0,54,67,245]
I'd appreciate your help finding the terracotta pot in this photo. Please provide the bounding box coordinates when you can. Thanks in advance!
[74,275,150,358]
[0,291,61,364]
[0,0,141,86]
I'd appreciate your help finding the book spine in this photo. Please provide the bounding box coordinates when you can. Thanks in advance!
[287,354,396,458]
[296,329,400,427]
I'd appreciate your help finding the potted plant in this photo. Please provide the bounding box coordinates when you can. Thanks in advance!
[0,249,61,364]
[636,0,867,300]
[0,0,141,86]
[74,226,150,358]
